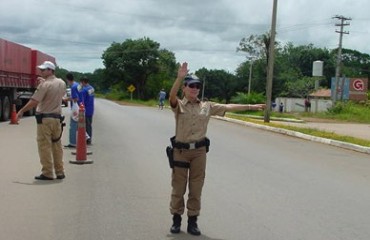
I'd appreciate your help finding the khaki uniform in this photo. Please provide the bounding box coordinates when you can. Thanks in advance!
[32,75,66,178]
[170,97,226,217]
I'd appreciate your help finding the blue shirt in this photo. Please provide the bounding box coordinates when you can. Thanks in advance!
[79,84,95,117]
[159,90,166,100]
[70,82,80,107]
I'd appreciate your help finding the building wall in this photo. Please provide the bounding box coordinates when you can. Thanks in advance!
[274,97,333,113]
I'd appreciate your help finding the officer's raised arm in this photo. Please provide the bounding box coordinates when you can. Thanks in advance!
[169,62,188,108]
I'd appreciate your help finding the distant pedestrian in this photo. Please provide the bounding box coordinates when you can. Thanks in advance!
[272,101,277,110]
[158,88,166,110]
[79,76,95,145]
[279,102,284,113]
[16,61,66,180]
[304,97,311,112]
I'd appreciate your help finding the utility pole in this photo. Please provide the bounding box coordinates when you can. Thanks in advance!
[201,76,206,101]
[248,57,254,95]
[333,15,351,104]
[264,0,278,123]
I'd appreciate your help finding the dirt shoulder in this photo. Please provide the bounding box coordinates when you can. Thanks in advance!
[299,117,344,123]
[113,100,147,107]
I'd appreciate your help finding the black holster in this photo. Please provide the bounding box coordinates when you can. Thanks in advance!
[35,114,43,124]
[165,146,191,169]
[52,115,66,143]
[166,146,174,168]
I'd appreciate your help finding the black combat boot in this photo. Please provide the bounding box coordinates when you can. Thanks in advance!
[187,216,201,236]
[170,214,182,234]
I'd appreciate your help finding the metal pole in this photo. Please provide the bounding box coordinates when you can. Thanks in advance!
[248,60,253,95]
[334,26,344,104]
[314,77,319,113]
[201,77,206,101]
[264,0,278,123]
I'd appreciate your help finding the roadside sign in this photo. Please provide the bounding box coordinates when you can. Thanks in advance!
[352,79,364,91]
[127,84,136,92]
[127,84,136,100]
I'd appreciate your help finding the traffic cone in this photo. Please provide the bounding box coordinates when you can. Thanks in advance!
[9,104,18,125]
[70,103,93,164]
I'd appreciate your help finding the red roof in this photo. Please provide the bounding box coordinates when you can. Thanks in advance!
[309,89,331,98]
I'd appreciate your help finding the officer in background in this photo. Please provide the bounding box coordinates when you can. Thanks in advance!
[168,62,265,235]
[17,61,66,180]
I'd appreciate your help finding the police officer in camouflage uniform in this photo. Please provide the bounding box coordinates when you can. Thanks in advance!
[168,62,265,235]
[17,61,66,180]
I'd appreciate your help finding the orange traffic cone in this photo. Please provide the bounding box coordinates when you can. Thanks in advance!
[69,103,93,164]
[9,104,18,125]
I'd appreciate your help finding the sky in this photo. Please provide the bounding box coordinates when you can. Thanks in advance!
[1,0,369,74]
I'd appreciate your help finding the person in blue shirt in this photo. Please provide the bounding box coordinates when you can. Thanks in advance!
[64,73,81,148]
[79,76,95,145]
[158,88,166,110]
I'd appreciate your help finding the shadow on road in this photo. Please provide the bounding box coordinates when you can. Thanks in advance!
[12,180,64,185]
[166,233,225,240]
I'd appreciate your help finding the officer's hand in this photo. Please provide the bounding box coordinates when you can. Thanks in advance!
[177,62,189,79]
[16,111,23,122]
[255,104,266,110]
[37,77,45,85]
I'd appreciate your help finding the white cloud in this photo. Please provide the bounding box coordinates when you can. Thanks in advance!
[1,0,368,73]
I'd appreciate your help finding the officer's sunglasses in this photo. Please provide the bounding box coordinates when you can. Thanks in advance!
[187,83,201,89]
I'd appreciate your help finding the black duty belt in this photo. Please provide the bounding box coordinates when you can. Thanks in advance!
[170,136,210,150]
[37,113,61,119]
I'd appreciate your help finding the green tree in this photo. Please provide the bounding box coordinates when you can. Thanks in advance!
[235,60,267,96]
[279,76,316,98]
[237,32,273,64]
[85,68,105,92]
[102,37,161,99]
[236,32,280,98]
[339,48,370,83]
[195,68,238,103]
[146,49,177,99]
[278,43,333,89]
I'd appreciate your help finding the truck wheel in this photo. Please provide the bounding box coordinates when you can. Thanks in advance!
[0,97,2,120]
[1,96,11,121]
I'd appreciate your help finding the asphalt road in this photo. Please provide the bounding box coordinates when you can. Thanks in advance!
[1,98,370,240]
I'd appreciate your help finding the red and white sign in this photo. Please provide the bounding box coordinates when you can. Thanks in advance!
[352,79,364,91]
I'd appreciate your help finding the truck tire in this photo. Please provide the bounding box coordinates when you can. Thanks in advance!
[1,95,11,121]
[0,97,2,120]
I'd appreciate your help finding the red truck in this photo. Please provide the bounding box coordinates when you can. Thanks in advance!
[0,38,56,121]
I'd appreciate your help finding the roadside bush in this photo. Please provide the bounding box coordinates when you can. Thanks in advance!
[105,89,129,100]
[327,101,347,114]
[230,92,265,104]
[325,101,370,122]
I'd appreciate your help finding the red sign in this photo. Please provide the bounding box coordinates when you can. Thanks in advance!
[352,79,364,91]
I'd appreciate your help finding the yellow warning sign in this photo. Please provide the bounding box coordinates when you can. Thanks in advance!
[127,84,136,93]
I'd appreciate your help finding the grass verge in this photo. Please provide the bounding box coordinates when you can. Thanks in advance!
[227,114,370,148]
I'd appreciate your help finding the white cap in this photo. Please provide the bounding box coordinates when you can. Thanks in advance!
[38,61,56,70]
